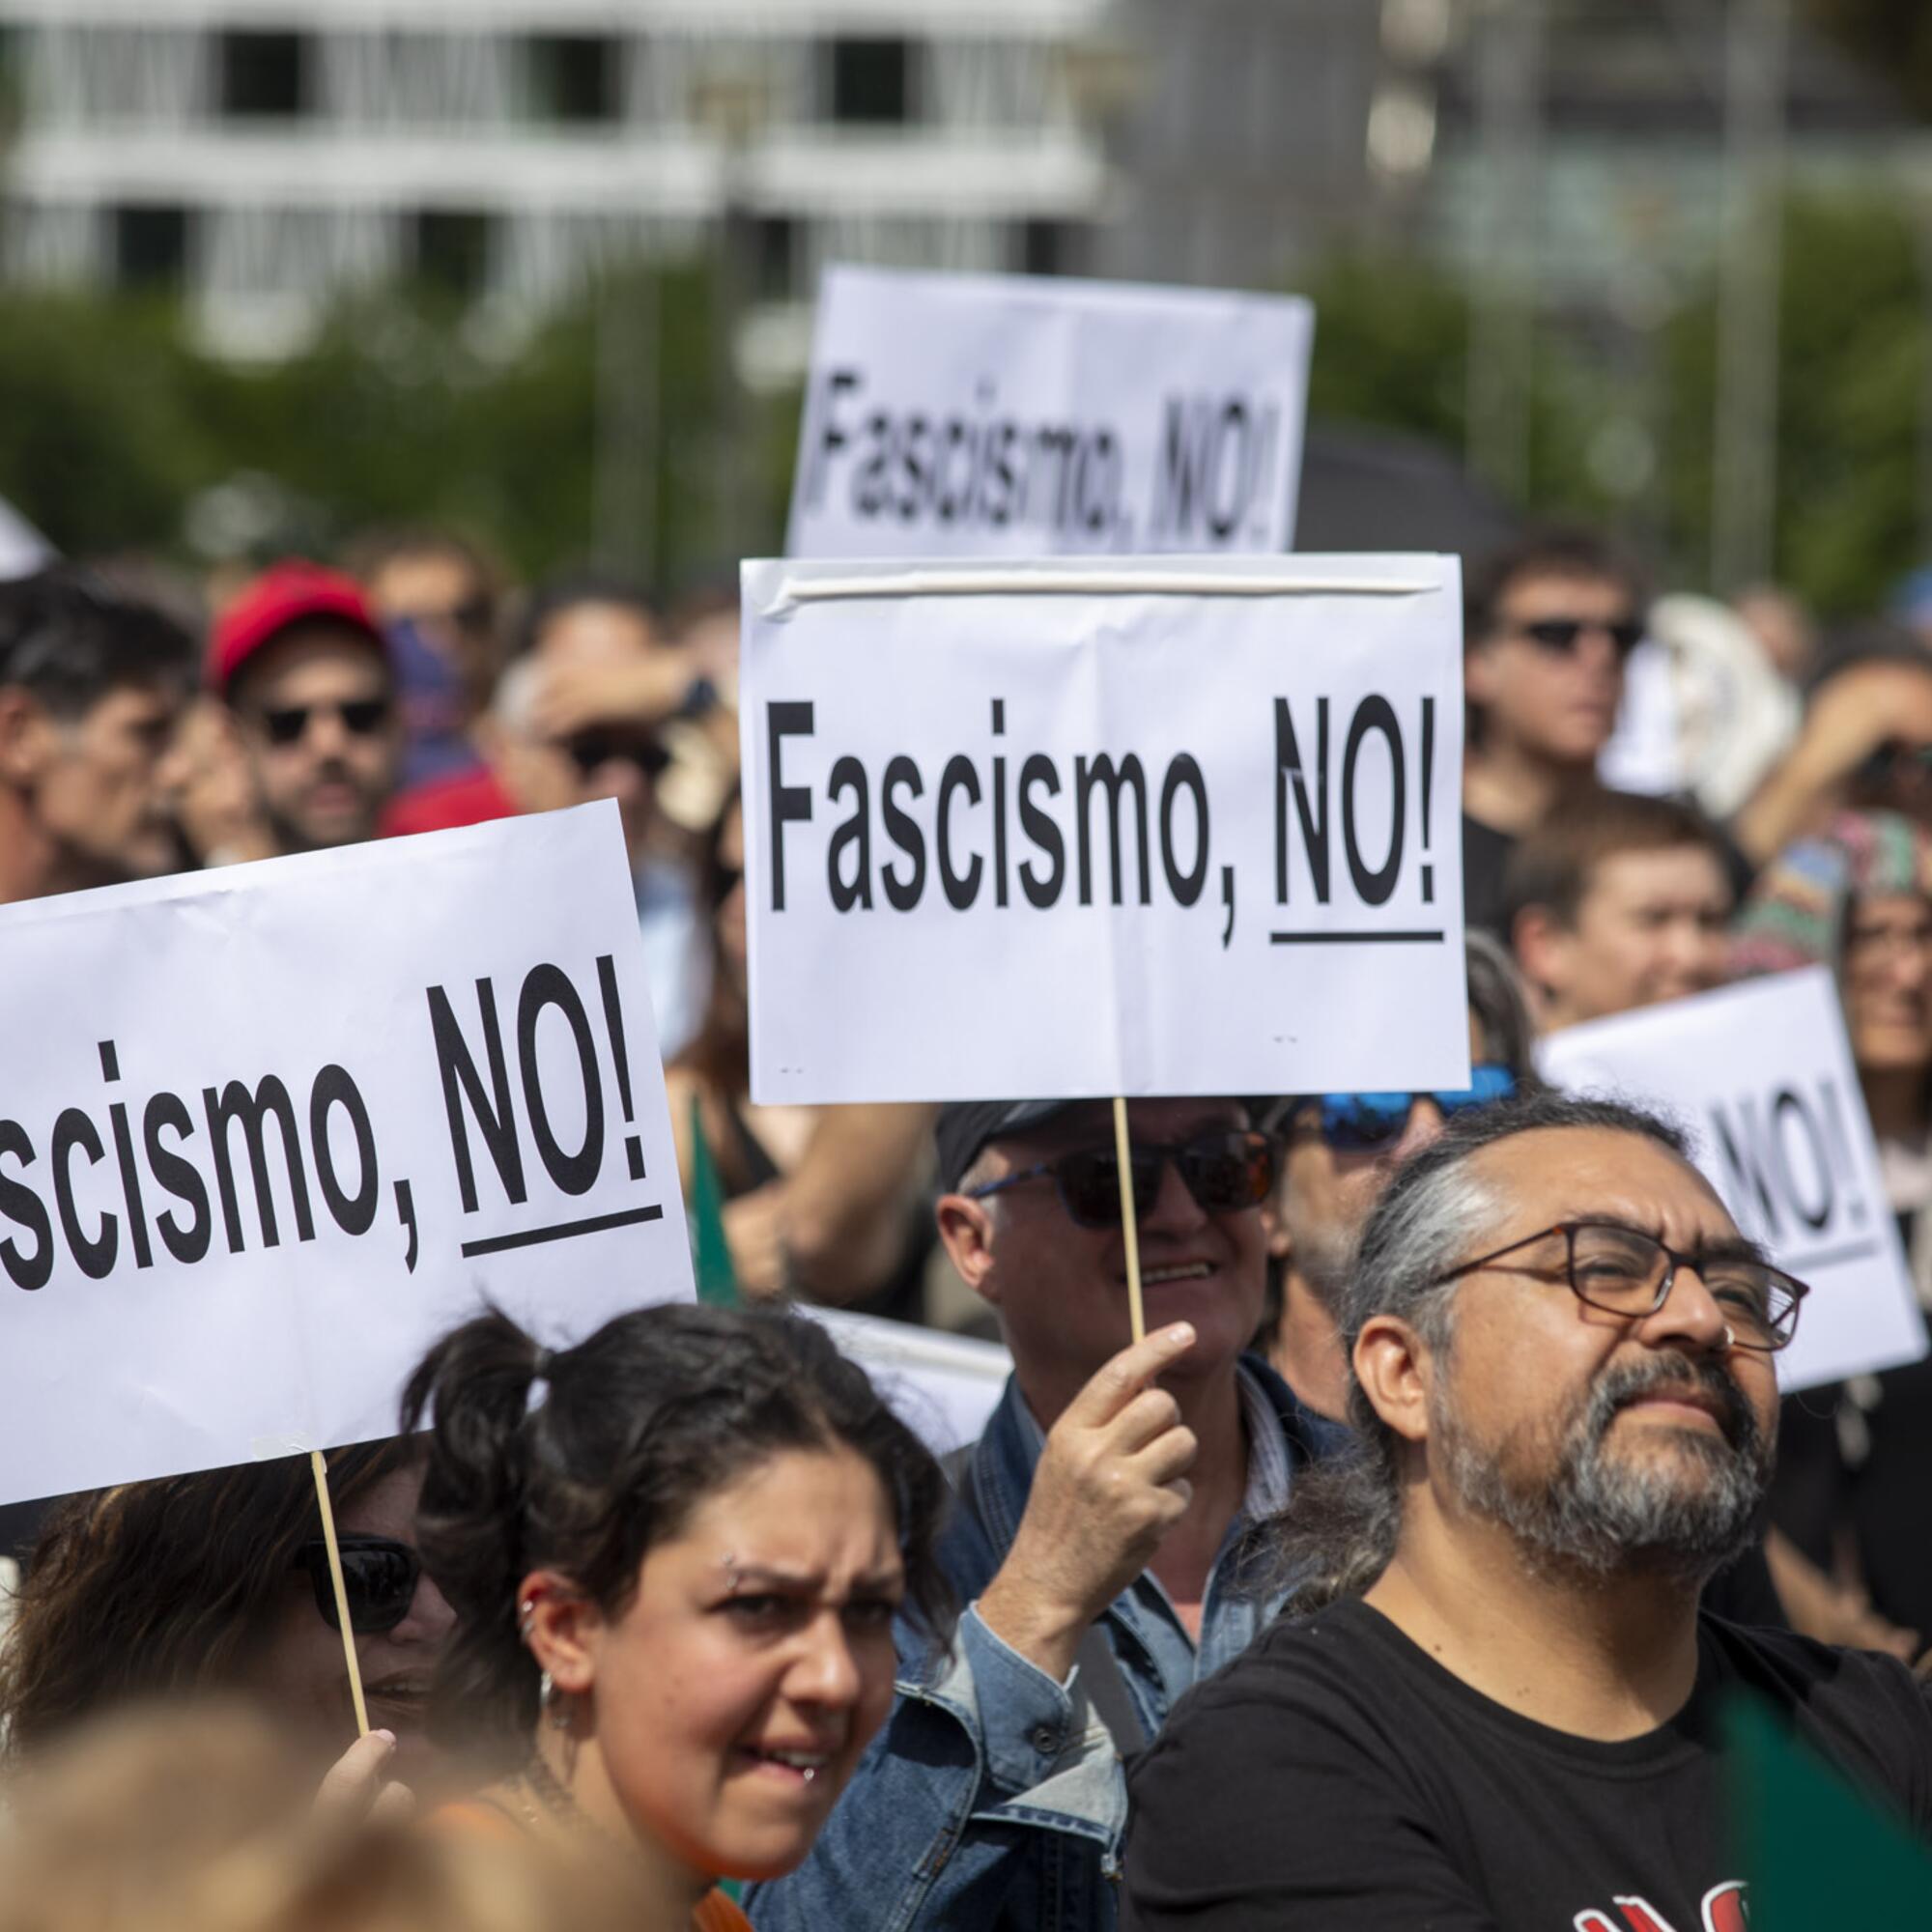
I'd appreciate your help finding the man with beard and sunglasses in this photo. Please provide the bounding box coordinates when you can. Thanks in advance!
[1462,528,1650,934]
[1122,1092,1932,1931]
[747,1099,1344,1932]
[211,561,403,857]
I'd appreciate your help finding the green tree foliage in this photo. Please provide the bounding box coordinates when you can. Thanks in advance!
[1666,190,1931,613]
[0,262,795,592]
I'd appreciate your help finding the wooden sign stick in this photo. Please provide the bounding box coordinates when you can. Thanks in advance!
[1113,1096,1146,1344]
[309,1449,370,1739]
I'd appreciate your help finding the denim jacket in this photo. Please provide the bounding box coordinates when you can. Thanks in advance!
[745,1355,1343,1932]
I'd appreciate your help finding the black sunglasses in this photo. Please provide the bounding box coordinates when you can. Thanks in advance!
[1855,739,1932,789]
[1510,616,1644,659]
[566,731,671,779]
[965,1128,1275,1231]
[260,697,391,747]
[292,1534,422,1634]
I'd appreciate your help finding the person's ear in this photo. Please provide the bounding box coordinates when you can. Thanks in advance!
[935,1193,1001,1307]
[1463,639,1502,711]
[1352,1314,1435,1447]
[1510,904,1571,1009]
[517,1571,606,1697]
[0,686,55,787]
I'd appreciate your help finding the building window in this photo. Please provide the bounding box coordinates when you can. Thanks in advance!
[830,38,911,125]
[527,34,620,124]
[412,211,492,297]
[218,30,307,119]
[113,206,190,287]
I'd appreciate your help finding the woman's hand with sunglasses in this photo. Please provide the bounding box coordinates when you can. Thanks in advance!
[975,1322,1199,1686]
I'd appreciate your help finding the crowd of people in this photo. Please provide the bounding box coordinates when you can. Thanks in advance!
[3,517,1932,1925]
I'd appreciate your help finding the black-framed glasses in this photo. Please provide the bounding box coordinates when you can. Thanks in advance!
[292,1534,423,1634]
[1435,1219,1807,1352]
[965,1128,1275,1231]
[260,697,391,747]
[1510,616,1644,659]
[1311,1065,1516,1153]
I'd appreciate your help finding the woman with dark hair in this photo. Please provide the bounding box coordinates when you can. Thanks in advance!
[0,1442,452,1787]
[404,1300,948,1931]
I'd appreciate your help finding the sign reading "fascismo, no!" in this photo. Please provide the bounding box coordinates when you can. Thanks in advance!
[739,556,1470,1105]
[0,804,692,1504]
[786,266,1315,559]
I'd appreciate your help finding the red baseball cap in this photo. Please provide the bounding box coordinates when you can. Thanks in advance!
[208,559,387,695]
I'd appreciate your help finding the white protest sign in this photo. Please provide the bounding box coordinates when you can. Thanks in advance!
[806,1306,1011,1458]
[1538,970,1928,1392]
[740,554,1469,1104]
[0,803,692,1505]
[787,266,1314,558]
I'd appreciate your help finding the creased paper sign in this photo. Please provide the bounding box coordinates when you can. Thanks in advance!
[1538,970,1928,1392]
[786,265,1314,558]
[806,1306,1011,1458]
[740,554,1469,1104]
[0,803,693,1505]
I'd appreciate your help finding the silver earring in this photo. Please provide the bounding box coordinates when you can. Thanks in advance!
[538,1669,573,1730]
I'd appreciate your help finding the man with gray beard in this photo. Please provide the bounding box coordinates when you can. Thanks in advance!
[1123,1093,1932,1931]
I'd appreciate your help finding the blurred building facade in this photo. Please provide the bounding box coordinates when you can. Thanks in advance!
[0,1,1915,388]
[0,0,1124,358]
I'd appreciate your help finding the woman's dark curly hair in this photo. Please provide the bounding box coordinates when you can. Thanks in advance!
[400,1301,950,1763]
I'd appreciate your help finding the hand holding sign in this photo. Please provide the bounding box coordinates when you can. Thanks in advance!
[976,1321,1199,1684]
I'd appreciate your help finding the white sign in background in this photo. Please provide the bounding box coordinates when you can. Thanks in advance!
[807,1307,1011,1458]
[0,805,693,1505]
[787,266,1315,559]
[741,554,1470,1105]
[1539,970,1928,1393]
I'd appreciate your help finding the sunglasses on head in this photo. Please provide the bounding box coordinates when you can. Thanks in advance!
[292,1534,422,1634]
[1313,1065,1517,1153]
[1510,616,1644,659]
[965,1128,1276,1231]
[260,697,391,747]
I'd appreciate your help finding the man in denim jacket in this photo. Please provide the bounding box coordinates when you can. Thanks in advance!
[748,1095,1342,1932]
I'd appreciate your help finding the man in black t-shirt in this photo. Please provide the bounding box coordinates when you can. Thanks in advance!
[1123,1092,1932,1930]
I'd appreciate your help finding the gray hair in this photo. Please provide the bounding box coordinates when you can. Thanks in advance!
[1464,928,1537,1080]
[1273,1090,1692,1609]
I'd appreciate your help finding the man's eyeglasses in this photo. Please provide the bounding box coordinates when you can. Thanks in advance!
[1509,616,1644,659]
[1434,1219,1807,1352]
[1311,1065,1517,1153]
[292,1534,423,1634]
[964,1129,1275,1231]
[260,697,391,747]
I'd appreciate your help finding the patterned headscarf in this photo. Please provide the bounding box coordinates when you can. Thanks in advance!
[1730,810,1932,980]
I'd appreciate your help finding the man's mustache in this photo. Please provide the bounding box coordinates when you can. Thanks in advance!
[1583,1352,1759,1456]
